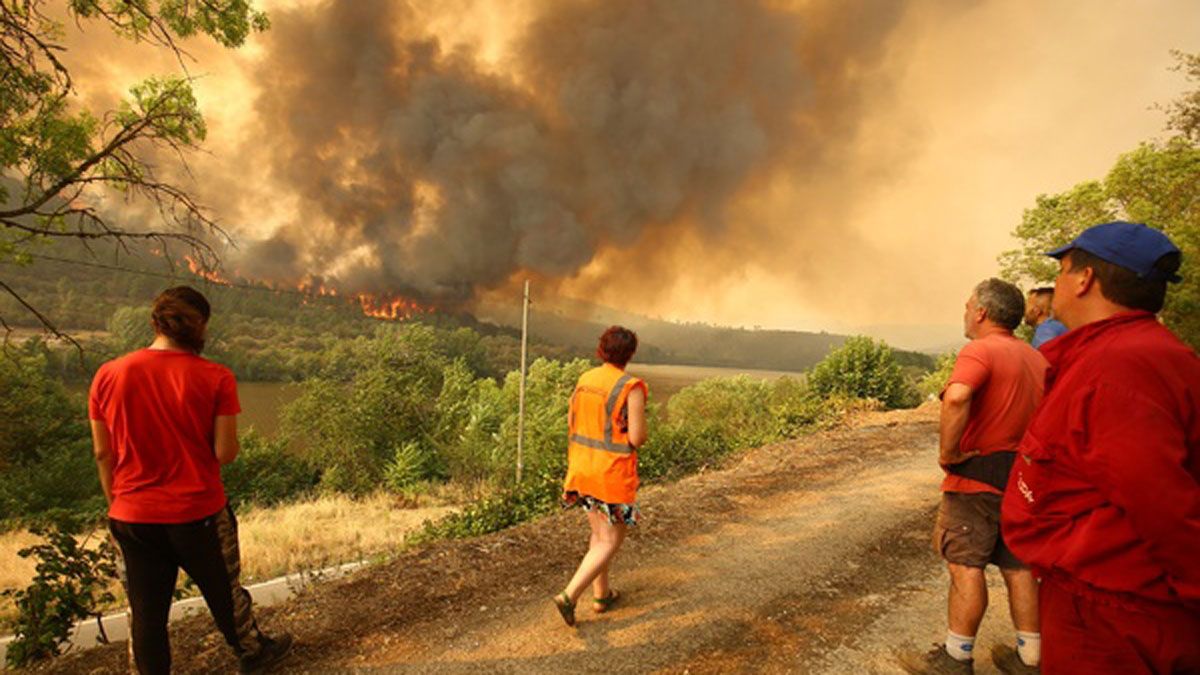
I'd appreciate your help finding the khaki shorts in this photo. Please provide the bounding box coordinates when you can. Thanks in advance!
[933,491,1027,569]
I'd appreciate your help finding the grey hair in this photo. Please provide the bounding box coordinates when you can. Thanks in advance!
[974,278,1025,330]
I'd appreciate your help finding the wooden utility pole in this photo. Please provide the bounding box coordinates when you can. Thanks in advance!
[516,279,530,484]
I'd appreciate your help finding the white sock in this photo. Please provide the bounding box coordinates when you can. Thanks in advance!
[945,631,975,661]
[1016,631,1041,666]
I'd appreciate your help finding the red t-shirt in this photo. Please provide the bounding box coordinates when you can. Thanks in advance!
[941,328,1048,494]
[88,349,240,523]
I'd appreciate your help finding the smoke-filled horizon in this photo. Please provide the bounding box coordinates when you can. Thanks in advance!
[237,0,914,308]
[53,0,1200,345]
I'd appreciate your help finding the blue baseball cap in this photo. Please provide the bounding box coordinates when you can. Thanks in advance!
[1046,221,1182,283]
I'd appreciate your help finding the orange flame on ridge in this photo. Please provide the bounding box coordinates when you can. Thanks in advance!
[295,275,430,321]
[184,255,230,285]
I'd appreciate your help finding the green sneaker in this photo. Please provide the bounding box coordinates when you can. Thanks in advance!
[992,644,1040,674]
[897,644,974,674]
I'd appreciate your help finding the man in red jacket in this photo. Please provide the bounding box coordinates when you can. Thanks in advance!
[1002,221,1200,674]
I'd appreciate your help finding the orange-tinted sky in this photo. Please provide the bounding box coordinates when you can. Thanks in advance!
[61,0,1200,348]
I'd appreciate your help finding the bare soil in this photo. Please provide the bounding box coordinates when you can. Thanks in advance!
[40,404,1023,674]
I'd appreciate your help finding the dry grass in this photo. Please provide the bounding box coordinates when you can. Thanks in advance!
[0,493,457,630]
[0,529,45,600]
[235,493,455,584]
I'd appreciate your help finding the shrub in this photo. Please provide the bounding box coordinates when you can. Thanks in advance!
[221,431,319,509]
[665,376,777,449]
[382,442,430,492]
[410,472,560,543]
[0,348,87,469]
[0,440,105,527]
[2,520,118,667]
[918,351,958,400]
[807,336,918,409]
[637,422,733,482]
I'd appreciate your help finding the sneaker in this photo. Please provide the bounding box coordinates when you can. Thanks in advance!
[238,633,294,674]
[897,644,974,674]
[992,644,1040,674]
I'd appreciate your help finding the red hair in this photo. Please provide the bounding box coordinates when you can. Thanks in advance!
[596,326,638,367]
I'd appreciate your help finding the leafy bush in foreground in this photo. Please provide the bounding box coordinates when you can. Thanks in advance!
[221,432,320,509]
[918,351,958,400]
[807,336,919,409]
[2,521,118,667]
[414,376,845,540]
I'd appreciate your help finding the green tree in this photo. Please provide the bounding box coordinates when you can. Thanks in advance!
[0,0,268,336]
[0,344,86,469]
[918,350,957,400]
[1000,52,1200,349]
[106,305,153,353]
[1163,49,1200,142]
[807,336,915,409]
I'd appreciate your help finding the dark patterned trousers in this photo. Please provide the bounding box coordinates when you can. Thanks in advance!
[110,504,264,675]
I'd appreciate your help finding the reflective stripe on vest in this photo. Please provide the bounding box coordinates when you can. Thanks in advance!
[569,373,635,455]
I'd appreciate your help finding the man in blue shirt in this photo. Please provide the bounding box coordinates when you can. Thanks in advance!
[1025,287,1068,348]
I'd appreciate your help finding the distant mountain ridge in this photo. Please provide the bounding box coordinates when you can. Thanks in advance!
[476,295,935,373]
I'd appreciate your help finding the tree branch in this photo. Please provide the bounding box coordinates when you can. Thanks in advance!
[0,278,82,354]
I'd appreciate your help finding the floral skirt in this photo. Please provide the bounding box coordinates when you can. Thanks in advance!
[562,491,640,526]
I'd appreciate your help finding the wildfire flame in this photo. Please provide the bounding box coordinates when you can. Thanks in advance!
[179,261,429,322]
[184,255,231,285]
[354,293,428,321]
[295,275,429,321]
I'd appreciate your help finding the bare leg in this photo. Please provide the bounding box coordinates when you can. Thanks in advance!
[590,529,613,601]
[564,509,626,604]
[947,562,988,636]
[999,567,1039,632]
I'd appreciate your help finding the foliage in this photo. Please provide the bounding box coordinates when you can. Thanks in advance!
[383,442,432,492]
[807,336,918,409]
[998,139,1200,349]
[0,440,104,528]
[0,0,268,334]
[664,376,775,448]
[220,431,318,510]
[280,325,450,495]
[997,181,1116,284]
[106,306,153,354]
[2,520,118,667]
[415,374,843,541]
[0,343,86,469]
[999,52,1200,349]
[918,351,957,400]
[1164,49,1200,142]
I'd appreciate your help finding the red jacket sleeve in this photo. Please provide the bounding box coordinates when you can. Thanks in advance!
[1079,383,1200,601]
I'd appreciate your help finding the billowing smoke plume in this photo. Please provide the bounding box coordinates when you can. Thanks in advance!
[239,0,908,306]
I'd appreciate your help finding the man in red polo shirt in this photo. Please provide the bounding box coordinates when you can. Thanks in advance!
[1002,221,1200,674]
[901,278,1048,675]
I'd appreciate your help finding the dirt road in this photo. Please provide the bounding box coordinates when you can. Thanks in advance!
[47,406,1024,674]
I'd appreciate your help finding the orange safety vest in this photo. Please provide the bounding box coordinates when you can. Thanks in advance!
[563,363,647,505]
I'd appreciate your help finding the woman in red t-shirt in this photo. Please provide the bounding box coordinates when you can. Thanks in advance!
[90,286,290,674]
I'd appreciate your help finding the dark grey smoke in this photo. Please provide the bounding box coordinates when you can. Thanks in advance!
[241,0,909,305]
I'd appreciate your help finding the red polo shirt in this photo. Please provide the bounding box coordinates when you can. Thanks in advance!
[941,327,1048,494]
[1002,311,1200,606]
[89,349,240,524]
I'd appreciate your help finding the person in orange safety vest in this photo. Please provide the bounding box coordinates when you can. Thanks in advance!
[553,326,648,627]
